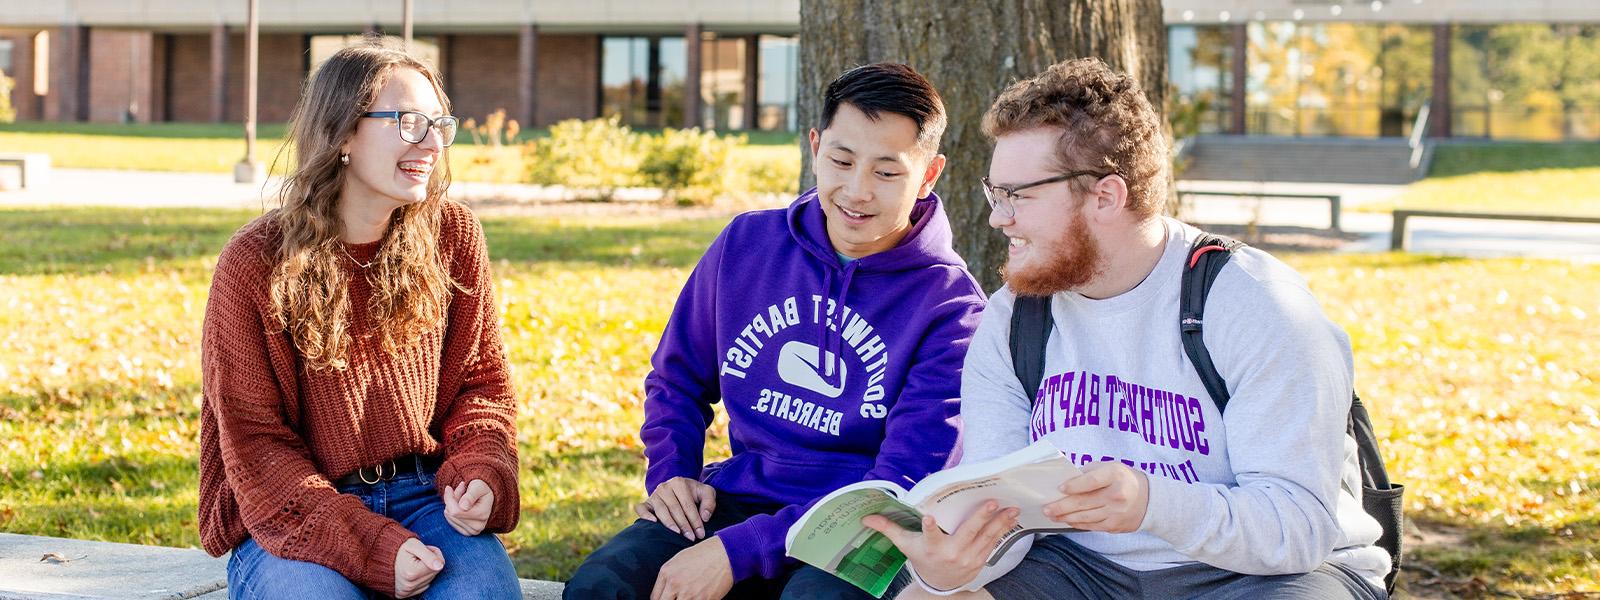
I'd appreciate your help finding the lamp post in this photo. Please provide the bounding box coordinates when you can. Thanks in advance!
[403,0,414,49]
[234,0,264,183]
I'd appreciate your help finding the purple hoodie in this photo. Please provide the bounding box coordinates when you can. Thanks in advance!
[640,188,987,581]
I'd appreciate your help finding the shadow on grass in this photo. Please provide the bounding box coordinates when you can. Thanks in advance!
[0,380,202,423]
[1403,513,1600,598]
[0,207,729,276]
[510,446,647,581]
[2,452,202,549]
[1429,142,1600,178]
[0,207,259,276]
[482,216,726,269]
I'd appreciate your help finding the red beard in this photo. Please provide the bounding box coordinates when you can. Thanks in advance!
[1002,209,1102,297]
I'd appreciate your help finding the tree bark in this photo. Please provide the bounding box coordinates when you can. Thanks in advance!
[798,0,1167,293]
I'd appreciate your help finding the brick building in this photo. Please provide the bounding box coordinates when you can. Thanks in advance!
[1,0,1598,141]
[0,0,799,130]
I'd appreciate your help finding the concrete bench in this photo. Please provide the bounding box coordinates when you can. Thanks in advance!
[0,153,51,190]
[1180,190,1343,231]
[1390,209,1600,251]
[0,533,563,599]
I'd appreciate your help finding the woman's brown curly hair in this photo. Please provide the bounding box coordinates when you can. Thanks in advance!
[982,57,1168,217]
[268,42,458,371]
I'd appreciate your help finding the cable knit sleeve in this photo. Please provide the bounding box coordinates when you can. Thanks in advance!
[201,238,413,594]
[433,202,521,533]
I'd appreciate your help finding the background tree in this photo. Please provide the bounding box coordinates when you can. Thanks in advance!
[797,0,1167,292]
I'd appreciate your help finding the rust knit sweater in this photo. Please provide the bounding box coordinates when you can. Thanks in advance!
[196,199,519,594]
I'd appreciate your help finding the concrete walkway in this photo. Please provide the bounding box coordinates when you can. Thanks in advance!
[3,169,1598,261]
[0,533,563,600]
[1178,179,1600,262]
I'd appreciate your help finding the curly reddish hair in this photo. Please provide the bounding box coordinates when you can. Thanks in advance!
[982,58,1167,217]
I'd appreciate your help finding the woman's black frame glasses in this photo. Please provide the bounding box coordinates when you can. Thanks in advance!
[981,170,1114,218]
[360,111,459,147]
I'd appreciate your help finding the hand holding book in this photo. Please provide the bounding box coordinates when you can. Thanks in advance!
[862,501,1022,592]
[783,439,1082,597]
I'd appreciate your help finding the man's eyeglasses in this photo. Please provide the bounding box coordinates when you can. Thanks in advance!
[980,170,1114,219]
[360,111,459,147]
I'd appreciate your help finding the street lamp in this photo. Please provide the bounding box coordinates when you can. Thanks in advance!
[234,0,264,183]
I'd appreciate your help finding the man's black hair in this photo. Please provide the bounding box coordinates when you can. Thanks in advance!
[819,62,947,154]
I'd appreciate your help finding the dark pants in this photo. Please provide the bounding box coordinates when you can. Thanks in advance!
[565,494,908,600]
[986,535,1387,600]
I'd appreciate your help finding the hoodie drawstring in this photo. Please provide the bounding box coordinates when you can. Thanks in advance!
[818,260,860,378]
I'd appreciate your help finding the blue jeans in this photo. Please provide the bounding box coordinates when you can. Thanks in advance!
[226,458,520,600]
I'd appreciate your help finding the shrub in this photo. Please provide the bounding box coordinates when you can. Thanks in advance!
[638,127,741,206]
[738,150,801,197]
[525,117,642,200]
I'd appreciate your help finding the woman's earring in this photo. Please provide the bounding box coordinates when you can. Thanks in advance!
[340,153,350,165]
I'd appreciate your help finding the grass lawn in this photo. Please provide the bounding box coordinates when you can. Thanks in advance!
[0,122,801,183]
[1362,142,1600,216]
[0,207,1596,596]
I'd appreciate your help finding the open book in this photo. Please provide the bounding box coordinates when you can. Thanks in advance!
[783,439,1082,597]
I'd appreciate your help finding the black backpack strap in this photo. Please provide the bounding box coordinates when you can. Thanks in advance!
[1009,294,1054,405]
[1179,233,1244,412]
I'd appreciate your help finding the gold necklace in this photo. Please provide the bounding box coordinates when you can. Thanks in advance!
[339,243,379,269]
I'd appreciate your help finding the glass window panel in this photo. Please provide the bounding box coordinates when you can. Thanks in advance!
[1169,25,1232,135]
[659,37,686,128]
[758,35,797,131]
[1246,22,1428,137]
[700,34,746,130]
[603,36,686,129]
[602,37,645,126]
[1452,24,1600,141]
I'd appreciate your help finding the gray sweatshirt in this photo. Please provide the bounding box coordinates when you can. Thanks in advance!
[943,218,1389,592]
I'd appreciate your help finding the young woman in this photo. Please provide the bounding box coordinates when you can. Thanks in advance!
[195,43,522,599]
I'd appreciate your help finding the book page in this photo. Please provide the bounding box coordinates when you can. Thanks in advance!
[907,440,1082,565]
[785,481,917,597]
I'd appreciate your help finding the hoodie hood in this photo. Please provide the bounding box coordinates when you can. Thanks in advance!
[787,187,969,274]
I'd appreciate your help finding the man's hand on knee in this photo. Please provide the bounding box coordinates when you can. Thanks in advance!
[650,535,733,600]
[635,477,717,541]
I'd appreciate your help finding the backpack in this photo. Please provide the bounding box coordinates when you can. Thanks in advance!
[1007,232,1404,594]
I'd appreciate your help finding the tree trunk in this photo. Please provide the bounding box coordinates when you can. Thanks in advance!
[798,0,1168,293]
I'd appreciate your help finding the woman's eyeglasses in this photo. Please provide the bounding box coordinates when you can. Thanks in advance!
[360,111,459,147]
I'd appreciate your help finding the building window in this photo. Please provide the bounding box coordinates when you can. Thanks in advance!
[699,33,747,130]
[1244,22,1429,138]
[601,36,685,129]
[757,35,798,131]
[1168,25,1233,135]
[1452,24,1600,141]
[0,39,13,75]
